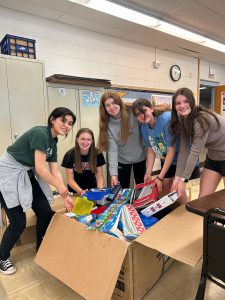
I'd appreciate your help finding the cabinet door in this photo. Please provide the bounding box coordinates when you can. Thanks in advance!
[0,58,12,154]
[6,58,46,142]
[47,86,78,181]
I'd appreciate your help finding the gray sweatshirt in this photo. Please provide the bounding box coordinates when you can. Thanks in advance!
[175,113,225,179]
[0,152,53,212]
[108,112,146,176]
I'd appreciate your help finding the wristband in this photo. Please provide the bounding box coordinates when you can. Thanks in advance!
[156,176,164,182]
[181,178,189,183]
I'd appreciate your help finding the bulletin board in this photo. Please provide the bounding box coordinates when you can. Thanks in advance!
[106,87,173,108]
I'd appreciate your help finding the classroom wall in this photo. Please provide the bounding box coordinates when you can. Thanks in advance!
[0,7,199,94]
[199,60,225,85]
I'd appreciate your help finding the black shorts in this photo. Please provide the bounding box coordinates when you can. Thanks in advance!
[160,161,200,179]
[204,155,225,176]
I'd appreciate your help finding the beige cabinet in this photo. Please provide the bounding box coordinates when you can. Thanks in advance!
[0,54,47,154]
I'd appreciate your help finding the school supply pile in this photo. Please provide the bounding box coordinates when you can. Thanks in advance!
[132,180,158,209]
[82,188,111,201]
[141,192,178,217]
[121,204,146,240]
[72,196,94,215]
[87,189,131,233]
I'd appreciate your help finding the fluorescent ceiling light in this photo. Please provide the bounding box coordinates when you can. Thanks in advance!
[69,0,225,53]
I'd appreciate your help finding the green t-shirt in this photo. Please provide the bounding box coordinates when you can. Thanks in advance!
[7,126,57,167]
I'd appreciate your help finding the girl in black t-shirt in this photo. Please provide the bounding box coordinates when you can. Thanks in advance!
[62,128,106,196]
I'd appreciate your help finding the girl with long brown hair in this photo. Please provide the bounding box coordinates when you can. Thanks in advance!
[98,91,146,188]
[170,87,225,199]
[62,128,105,196]
[132,98,199,199]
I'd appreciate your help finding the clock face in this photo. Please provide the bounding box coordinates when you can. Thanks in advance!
[170,65,181,81]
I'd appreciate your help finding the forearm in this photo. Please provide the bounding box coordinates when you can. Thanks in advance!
[175,136,189,177]
[97,177,104,189]
[67,178,83,195]
[96,167,105,188]
[35,166,63,190]
[146,148,156,175]
[159,147,175,179]
[108,151,118,176]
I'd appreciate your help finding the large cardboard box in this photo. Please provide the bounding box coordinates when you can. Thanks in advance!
[1,196,67,246]
[35,206,203,300]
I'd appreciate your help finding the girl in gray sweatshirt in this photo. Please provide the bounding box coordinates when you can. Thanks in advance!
[98,91,146,188]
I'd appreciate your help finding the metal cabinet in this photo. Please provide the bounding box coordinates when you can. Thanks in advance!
[0,54,47,154]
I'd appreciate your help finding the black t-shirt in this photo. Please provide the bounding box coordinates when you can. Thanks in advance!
[61,147,106,193]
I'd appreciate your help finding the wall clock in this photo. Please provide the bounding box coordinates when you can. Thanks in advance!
[170,65,181,81]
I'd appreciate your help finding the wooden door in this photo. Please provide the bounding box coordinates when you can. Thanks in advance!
[215,85,225,115]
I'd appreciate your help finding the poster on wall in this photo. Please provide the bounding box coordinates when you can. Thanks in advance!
[222,91,225,111]
[82,90,101,107]
[107,89,173,105]
[151,94,173,109]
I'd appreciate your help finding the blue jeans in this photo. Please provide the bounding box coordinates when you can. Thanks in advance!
[0,174,54,259]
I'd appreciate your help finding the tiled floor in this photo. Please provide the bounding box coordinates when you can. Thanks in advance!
[0,179,224,300]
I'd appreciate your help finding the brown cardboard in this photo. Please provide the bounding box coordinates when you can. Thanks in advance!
[35,214,129,300]
[112,245,163,300]
[135,205,203,267]
[1,196,66,246]
[35,205,203,300]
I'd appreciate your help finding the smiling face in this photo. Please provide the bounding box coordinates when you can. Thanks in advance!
[50,115,74,137]
[104,97,121,118]
[134,106,154,124]
[76,132,93,155]
[175,95,192,117]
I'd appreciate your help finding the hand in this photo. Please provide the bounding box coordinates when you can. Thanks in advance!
[57,184,69,198]
[155,178,163,192]
[63,195,74,212]
[144,173,152,183]
[171,177,181,191]
[176,180,186,198]
[80,189,88,197]
[111,175,118,187]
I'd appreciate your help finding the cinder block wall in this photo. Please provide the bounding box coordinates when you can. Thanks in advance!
[0,7,199,93]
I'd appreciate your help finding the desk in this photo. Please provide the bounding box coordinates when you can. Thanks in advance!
[186,189,225,218]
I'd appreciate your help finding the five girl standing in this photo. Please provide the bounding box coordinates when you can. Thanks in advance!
[1,88,224,276]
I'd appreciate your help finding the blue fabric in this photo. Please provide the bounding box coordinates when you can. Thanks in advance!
[140,111,179,164]
[139,213,158,229]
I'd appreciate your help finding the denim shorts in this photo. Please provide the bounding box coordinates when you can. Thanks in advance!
[204,155,225,176]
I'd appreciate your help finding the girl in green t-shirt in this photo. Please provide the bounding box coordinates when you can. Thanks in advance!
[0,107,76,275]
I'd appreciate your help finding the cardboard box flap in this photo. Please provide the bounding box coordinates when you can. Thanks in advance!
[135,206,203,267]
[35,213,129,300]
